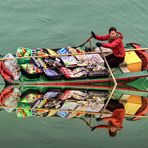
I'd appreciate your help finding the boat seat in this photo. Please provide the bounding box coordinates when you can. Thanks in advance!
[119,61,130,73]
[94,47,113,56]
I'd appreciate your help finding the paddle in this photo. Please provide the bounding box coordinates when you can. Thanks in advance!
[97,47,117,119]
[0,46,148,61]
[1,105,148,118]
[125,47,148,52]
[79,116,93,128]
[76,36,93,48]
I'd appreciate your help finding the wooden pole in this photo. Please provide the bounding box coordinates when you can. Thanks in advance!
[1,105,148,118]
[0,47,147,61]
[98,47,117,118]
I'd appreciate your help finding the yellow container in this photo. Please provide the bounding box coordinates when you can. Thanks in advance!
[124,95,142,115]
[125,51,142,72]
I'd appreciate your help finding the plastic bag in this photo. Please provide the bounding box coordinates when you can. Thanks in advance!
[4,53,21,80]
[4,88,21,112]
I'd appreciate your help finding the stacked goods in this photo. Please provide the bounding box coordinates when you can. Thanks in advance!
[14,46,108,80]
[16,89,108,118]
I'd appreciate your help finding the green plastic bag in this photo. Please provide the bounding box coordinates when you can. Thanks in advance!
[16,47,32,64]
[16,102,32,118]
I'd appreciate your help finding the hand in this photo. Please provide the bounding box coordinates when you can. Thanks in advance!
[91,31,96,39]
[96,118,102,122]
[91,127,96,131]
[96,42,102,47]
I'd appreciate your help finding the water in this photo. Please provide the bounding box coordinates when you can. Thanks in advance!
[0,112,147,148]
[0,84,148,148]
[0,0,148,147]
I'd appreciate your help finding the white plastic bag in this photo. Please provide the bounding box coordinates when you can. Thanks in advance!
[4,53,21,80]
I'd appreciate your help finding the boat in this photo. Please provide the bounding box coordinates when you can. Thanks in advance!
[0,84,147,119]
[0,42,148,85]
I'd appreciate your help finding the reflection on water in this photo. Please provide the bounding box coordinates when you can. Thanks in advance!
[0,85,108,117]
[0,85,148,137]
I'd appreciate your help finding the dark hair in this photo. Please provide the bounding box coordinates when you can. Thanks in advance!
[109,129,117,137]
[109,27,117,33]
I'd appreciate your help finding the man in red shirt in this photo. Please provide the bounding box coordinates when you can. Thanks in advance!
[91,99,125,137]
[91,27,125,68]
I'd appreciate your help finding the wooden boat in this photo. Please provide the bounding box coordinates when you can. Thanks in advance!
[0,42,148,85]
[0,85,147,119]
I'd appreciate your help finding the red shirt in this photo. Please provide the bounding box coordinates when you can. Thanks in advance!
[95,108,125,129]
[95,32,125,58]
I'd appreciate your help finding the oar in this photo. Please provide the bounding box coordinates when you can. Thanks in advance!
[1,105,148,119]
[0,50,106,61]
[79,116,93,128]
[76,36,93,48]
[0,47,147,61]
[0,47,147,57]
[125,47,148,52]
[0,105,110,115]
[96,47,148,52]
[98,47,117,119]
